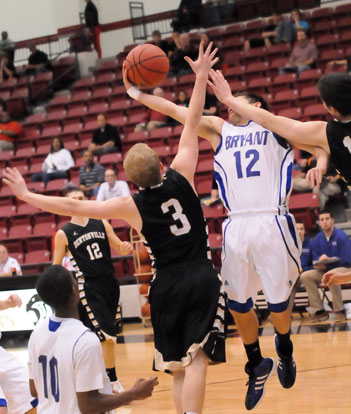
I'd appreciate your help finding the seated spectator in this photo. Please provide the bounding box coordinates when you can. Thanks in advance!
[0,111,23,151]
[31,137,75,185]
[0,243,22,276]
[244,13,282,52]
[279,29,317,75]
[169,33,197,76]
[176,90,189,107]
[293,157,341,210]
[25,42,52,75]
[88,113,122,155]
[79,149,105,197]
[277,9,309,44]
[135,87,169,132]
[171,0,202,33]
[203,0,221,27]
[288,221,313,311]
[327,57,351,74]
[97,169,130,201]
[0,31,15,64]
[300,211,351,323]
[0,55,15,82]
[150,30,170,55]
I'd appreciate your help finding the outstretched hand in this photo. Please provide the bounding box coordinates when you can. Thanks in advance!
[306,167,323,189]
[119,241,132,256]
[184,41,218,77]
[130,376,159,400]
[322,269,351,287]
[5,294,22,309]
[122,61,133,90]
[2,167,29,200]
[207,69,232,105]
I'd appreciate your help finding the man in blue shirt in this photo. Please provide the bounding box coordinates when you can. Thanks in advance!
[288,221,313,312]
[300,211,351,323]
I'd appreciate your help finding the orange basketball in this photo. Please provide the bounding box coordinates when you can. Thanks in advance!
[141,302,151,317]
[139,283,149,295]
[125,44,169,88]
[135,263,153,283]
[138,243,150,264]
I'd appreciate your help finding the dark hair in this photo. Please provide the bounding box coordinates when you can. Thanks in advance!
[152,30,161,37]
[36,265,75,309]
[50,137,65,153]
[317,73,351,117]
[65,185,83,197]
[97,113,106,119]
[234,92,270,111]
[291,8,302,18]
[295,221,305,227]
[0,242,7,250]
[319,210,333,218]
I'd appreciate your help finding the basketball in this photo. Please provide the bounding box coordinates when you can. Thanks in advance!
[139,283,149,295]
[135,263,153,283]
[125,44,169,88]
[141,302,151,317]
[138,243,150,264]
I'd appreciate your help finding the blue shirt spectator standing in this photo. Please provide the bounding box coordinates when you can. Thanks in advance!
[300,211,351,323]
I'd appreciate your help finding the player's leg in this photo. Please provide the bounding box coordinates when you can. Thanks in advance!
[300,269,327,317]
[173,370,184,414]
[101,339,123,393]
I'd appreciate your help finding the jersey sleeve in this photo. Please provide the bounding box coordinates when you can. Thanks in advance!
[73,331,108,392]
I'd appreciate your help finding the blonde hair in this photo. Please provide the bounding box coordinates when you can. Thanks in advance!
[123,143,161,188]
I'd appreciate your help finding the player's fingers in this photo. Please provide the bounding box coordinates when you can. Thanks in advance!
[199,40,204,57]
[209,47,218,60]
[204,41,213,56]
[210,57,219,68]
[207,79,215,90]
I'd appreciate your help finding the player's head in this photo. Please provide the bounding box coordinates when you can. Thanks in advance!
[36,265,79,312]
[0,243,9,265]
[295,221,306,241]
[123,143,162,188]
[229,92,269,125]
[317,73,351,119]
[50,137,64,153]
[105,169,117,186]
[65,186,85,200]
[97,113,107,128]
[318,210,334,233]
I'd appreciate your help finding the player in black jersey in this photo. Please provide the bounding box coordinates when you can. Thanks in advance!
[52,186,131,394]
[4,42,226,414]
[207,71,351,188]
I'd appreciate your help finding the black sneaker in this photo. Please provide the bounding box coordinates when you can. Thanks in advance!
[274,334,296,389]
[245,357,276,410]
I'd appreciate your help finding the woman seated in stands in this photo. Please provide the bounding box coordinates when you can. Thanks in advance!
[31,137,74,185]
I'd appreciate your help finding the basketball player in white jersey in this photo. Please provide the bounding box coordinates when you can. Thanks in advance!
[0,294,38,414]
[28,265,157,414]
[117,61,325,411]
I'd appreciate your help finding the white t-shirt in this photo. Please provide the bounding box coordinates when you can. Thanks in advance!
[0,257,22,276]
[42,149,75,173]
[96,180,131,201]
[28,316,112,414]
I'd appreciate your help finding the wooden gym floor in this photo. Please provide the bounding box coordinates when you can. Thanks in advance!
[6,315,351,414]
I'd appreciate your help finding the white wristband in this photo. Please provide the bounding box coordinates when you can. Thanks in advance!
[127,86,141,101]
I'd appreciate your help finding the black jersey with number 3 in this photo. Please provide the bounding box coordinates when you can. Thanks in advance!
[132,168,209,269]
[61,219,114,278]
[326,120,351,186]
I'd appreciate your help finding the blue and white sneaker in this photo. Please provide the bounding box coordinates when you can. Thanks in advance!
[244,357,276,410]
[275,335,296,389]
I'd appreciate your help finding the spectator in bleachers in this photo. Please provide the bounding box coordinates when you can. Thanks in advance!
[244,13,282,53]
[277,9,309,44]
[0,55,16,82]
[88,113,122,155]
[25,42,52,75]
[204,90,218,115]
[96,169,130,201]
[0,111,23,151]
[0,31,15,64]
[0,243,22,276]
[171,0,202,33]
[134,87,169,132]
[176,90,189,107]
[279,28,317,75]
[327,57,351,74]
[79,149,105,197]
[31,137,75,185]
[300,210,351,323]
[288,221,313,311]
[84,0,102,58]
[150,30,170,55]
[203,0,221,27]
[293,157,342,210]
[169,33,197,77]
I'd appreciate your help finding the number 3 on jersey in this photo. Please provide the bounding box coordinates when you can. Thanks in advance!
[161,198,191,236]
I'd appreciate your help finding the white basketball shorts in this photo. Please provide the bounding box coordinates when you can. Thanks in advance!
[221,213,301,312]
[0,346,37,414]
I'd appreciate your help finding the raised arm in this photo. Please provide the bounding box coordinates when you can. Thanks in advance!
[52,230,68,265]
[103,220,132,256]
[208,69,329,150]
[3,168,142,231]
[170,42,218,185]
[122,62,223,148]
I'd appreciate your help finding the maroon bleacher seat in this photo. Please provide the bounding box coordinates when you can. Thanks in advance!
[296,69,322,89]
[46,179,69,191]
[247,77,271,94]
[0,227,8,240]
[6,87,29,117]
[195,178,212,197]
[26,237,50,252]
[11,252,24,264]
[310,7,333,21]
[297,86,319,107]
[47,93,71,112]
[25,250,51,264]
[70,90,92,105]
[27,182,45,192]
[196,159,214,174]
[31,71,53,100]
[270,73,297,93]
[289,192,319,229]
[16,203,41,216]
[94,72,116,87]
[312,20,336,35]
[24,113,46,128]
[241,47,266,65]
[90,86,112,104]
[41,125,62,139]
[277,108,302,120]
[334,3,351,18]
[319,49,344,67]
[272,89,299,111]
[245,61,269,80]
[73,76,95,92]
[316,34,339,50]
[8,159,29,175]
[35,143,52,156]
[8,224,32,239]
[32,222,57,236]
[303,103,328,120]
[15,144,35,158]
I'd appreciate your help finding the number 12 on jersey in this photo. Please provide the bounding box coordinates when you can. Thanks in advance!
[234,149,260,179]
